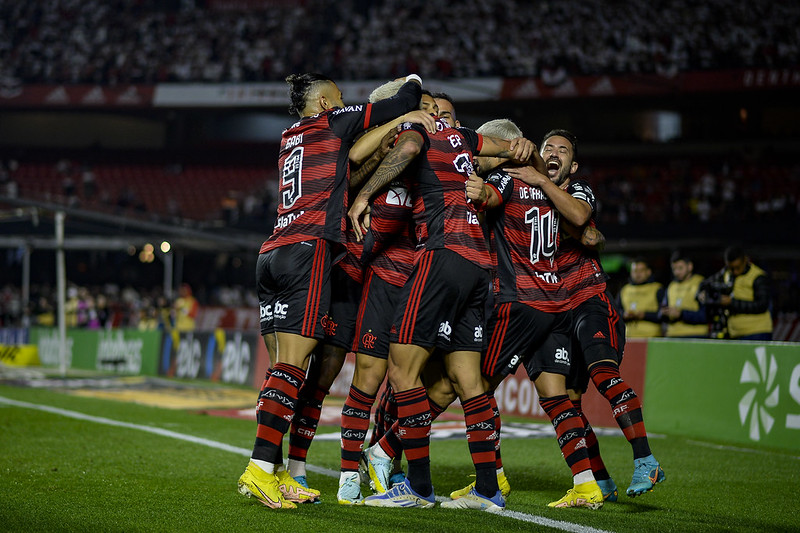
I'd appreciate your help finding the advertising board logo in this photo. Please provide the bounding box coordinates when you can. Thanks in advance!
[739,346,779,441]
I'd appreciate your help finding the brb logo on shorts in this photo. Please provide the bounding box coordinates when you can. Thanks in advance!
[554,347,570,365]
[438,321,452,341]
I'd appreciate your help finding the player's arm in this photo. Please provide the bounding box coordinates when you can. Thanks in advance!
[465,172,502,210]
[350,128,396,189]
[478,135,535,164]
[349,110,436,165]
[362,77,424,129]
[505,166,592,226]
[562,220,606,251]
[330,76,422,140]
[348,130,423,240]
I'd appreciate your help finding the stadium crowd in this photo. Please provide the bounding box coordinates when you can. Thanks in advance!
[1,0,798,85]
[0,282,257,330]
[3,153,797,238]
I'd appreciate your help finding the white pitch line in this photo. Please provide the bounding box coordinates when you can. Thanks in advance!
[686,439,800,460]
[1,395,612,533]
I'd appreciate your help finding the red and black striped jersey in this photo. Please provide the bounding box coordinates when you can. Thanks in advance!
[402,119,491,269]
[361,176,415,287]
[484,168,570,312]
[556,179,608,308]
[260,81,422,254]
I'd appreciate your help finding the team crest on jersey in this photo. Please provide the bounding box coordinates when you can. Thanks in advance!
[453,152,474,176]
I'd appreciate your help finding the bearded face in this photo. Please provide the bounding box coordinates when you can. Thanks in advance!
[540,135,576,186]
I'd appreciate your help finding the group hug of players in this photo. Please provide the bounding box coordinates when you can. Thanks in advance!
[236,73,665,512]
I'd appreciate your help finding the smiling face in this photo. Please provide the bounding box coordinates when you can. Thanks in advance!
[540,135,578,186]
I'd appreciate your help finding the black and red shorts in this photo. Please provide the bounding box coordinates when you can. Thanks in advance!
[352,267,403,359]
[257,239,331,339]
[483,301,572,380]
[323,263,363,350]
[568,290,626,392]
[390,248,489,352]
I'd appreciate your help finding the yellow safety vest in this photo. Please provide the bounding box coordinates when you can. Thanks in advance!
[620,281,663,337]
[665,274,708,337]
[727,264,773,339]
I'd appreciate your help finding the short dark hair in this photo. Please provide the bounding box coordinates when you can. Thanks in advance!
[421,89,433,97]
[724,245,746,264]
[431,92,455,105]
[542,129,578,161]
[285,73,334,116]
[670,249,691,263]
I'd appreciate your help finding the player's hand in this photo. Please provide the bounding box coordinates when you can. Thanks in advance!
[348,196,371,242]
[508,137,535,163]
[465,173,487,204]
[402,110,437,134]
[506,165,548,187]
[378,128,397,158]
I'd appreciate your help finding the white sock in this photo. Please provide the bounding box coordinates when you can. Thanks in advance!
[340,471,359,484]
[251,459,276,474]
[574,469,595,486]
[287,459,306,478]
[372,444,391,460]
[496,467,504,476]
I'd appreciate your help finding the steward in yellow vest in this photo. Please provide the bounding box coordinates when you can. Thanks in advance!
[619,258,664,337]
[718,247,772,340]
[661,252,708,338]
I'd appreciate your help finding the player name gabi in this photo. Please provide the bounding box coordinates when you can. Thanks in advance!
[519,186,547,200]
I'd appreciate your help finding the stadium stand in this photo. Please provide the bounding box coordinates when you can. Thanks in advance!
[1,0,798,84]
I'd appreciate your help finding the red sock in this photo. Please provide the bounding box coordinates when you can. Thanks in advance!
[540,394,591,478]
[340,385,376,471]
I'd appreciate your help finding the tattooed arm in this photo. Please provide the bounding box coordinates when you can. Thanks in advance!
[348,130,423,240]
[350,128,396,189]
[562,220,606,251]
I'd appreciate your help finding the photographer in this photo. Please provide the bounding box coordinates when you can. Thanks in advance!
[699,246,773,341]
[619,257,664,337]
[661,250,708,338]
